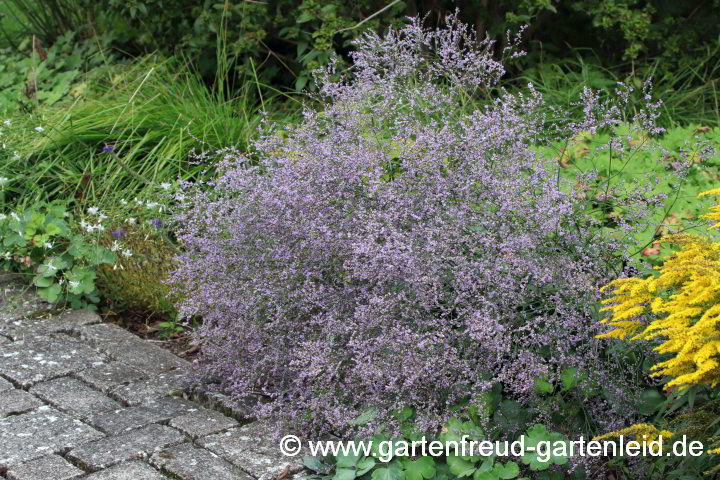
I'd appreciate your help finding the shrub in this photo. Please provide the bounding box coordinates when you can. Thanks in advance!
[170,13,675,437]
[96,221,179,318]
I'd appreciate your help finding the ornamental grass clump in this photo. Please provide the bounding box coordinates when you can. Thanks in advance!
[170,13,674,437]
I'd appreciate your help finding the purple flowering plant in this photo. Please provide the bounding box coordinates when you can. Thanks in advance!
[169,13,679,438]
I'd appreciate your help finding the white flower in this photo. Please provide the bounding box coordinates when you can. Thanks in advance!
[135,198,144,205]
[46,262,57,272]
[94,224,105,232]
[146,202,159,209]
[160,183,171,190]
[10,212,20,221]
[121,249,133,257]
[0,214,5,220]
[68,280,80,289]
[3,120,10,127]
[0,177,8,185]
[35,126,44,133]
[79,220,88,229]
[3,251,10,259]
[120,199,128,205]
[87,207,99,215]
[98,213,108,220]
[110,241,121,252]
[12,152,20,160]
[125,217,136,225]
[44,242,53,249]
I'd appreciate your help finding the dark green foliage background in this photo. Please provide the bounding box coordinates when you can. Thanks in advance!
[3,0,719,90]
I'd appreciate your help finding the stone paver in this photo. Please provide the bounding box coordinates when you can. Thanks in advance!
[74,361,148,393]
[109,370,186,406]
[169,407,239,439]
[0,388,44,417]
[0,407,104,469]
[198,421,307,480]
[150,443,250,480]
[0,335,106,387]
[30,377,121,420]
[0,375,14,391]
[103,340,189,374]
[80,461,166,480]
[0,278,302,480]
[5,454,84,480]
[87,397,199,435]
[67,424,184,470]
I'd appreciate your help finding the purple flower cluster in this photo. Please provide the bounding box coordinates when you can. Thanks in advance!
[170,14,664,437]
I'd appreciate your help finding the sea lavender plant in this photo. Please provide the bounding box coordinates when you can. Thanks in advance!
[170,13,674,437]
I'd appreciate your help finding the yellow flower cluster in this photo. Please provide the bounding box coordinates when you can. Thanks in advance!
[598,190,720,390]
[593,423,672,454]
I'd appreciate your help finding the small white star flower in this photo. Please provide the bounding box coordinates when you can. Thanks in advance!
[160,183,171,190]
[87,207,99,215]
[3,120,11,127]
[121,249,133,257]
[125,217,136,225]
[120,199,128,205]
[35,126,44,133]
[110,241,121,252]
[44,242,53,249]
[68,280,80,289]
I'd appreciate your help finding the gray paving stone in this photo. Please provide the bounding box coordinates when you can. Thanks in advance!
[150,442,250,480]
[5,454,84,480]
[100,340,189,375]
[109,370,187,406]
[0,284,53,330]
[81,461,165,480]
[169,407,238,439]
[0,407,104,469]
[30,377,121,420]
[76,323,143,345]
[74,362,148,393]
[0,376,16,391]
[198,421,306,480]
[0,389,44,417]
[0,310,102,342]
[0,335,9,345]
[0,335,106,387]
[87,397,200,435]
[67,424,184,470]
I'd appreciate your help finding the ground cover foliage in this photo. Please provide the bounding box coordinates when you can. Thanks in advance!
[169,14,720,478]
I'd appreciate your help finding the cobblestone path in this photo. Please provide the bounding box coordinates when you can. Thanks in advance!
[0,275,305,480]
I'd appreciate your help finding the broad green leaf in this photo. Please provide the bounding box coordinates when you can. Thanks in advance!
[403,457,435,480]
[333,468,356,480]
[371,461,405,480]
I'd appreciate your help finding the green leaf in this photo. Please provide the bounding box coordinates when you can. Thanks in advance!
[403,457,435,480]
[560,368,580,391]
[334,468,356,480]
[371,462,405,480]
[493,461,519,479]
[37,283,61,303]
[349,408,377,426]
[446,456,476,477]
[534,378,553,395]
[296,12,315,23]
[356,457,376,476]
[303,456,328,473]
[336,451,361,468]
[32,276,53,288]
